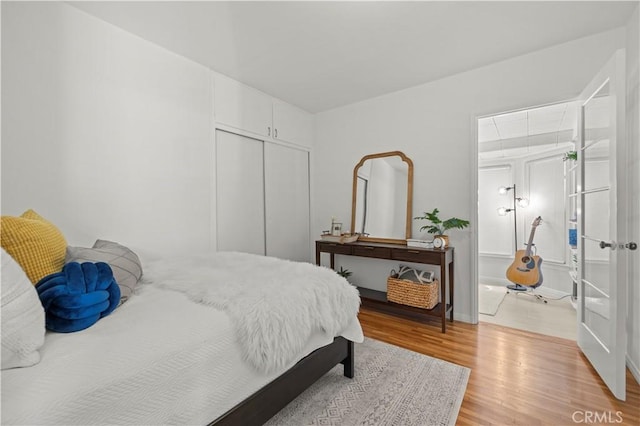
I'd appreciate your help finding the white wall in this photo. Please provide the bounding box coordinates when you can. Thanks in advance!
[625,4,640,384]
[478,165,514,256]
[314,29,625,323]
[1,2,213,258]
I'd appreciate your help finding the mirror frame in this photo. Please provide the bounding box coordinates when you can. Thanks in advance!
[351,151,414,245]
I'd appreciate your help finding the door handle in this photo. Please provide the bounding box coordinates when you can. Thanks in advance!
[599,241,638,250]
[599,241,616,250]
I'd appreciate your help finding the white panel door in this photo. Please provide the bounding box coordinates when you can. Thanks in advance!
[214,74,273,138]
[216,130,265,255]
[264,142,310,262]
[576,50,627,400]
[272,99,314,148]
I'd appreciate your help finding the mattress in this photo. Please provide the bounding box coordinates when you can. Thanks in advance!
[1,285,363,425]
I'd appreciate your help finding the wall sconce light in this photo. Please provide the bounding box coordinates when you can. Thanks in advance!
[498,186,511,195]
[497,183,528,249]
[497,207,514,216]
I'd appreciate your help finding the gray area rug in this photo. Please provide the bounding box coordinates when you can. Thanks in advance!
[266,337,470,426]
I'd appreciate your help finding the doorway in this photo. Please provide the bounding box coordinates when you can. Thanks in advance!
[476,101,579,340]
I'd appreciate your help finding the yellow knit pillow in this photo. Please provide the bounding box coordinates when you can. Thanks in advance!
[1,210,67,284]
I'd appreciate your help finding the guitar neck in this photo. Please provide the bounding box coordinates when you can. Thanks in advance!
[525,232,535,255]
[524,219,540,256]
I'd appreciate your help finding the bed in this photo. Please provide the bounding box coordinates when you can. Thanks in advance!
[1,249,363,425]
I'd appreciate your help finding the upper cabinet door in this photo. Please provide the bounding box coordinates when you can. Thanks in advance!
[272,99,314,148]
[214,74,272,138]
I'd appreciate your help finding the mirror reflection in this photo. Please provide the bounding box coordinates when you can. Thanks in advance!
[351,151,413,243]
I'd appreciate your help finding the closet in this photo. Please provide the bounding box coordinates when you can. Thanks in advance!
[216,130,265,255]
[215,130,310,262]
[213,72,313,262]
[264,142,310,262]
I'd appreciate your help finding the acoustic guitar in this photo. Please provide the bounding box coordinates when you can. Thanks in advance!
[506,216,543,287]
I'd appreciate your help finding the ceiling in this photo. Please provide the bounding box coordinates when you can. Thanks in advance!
[68,1,637,113]
[478,101,579,159]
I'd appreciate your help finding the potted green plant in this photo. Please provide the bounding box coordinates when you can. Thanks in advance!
[336,267,352,281]
[414,208,470,246]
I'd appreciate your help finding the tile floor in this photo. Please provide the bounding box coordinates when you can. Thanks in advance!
[479,286,577,340]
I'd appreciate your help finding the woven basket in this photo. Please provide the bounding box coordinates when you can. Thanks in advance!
[387,277,439,310]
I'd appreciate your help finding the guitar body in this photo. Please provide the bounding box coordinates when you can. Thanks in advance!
[506,249,543,286]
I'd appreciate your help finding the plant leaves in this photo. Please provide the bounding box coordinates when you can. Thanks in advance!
[415,208,469,234]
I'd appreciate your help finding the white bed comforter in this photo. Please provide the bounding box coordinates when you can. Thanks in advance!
[1,253,364,425]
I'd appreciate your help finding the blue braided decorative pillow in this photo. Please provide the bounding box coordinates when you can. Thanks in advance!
[36,262,121,333]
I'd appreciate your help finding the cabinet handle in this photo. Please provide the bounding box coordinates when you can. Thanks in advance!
[267,126,271,136]
[407,250,420,254]
[274,128,278,138]
[362,246,375,250]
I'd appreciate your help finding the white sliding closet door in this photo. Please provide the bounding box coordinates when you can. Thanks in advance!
[216,130,265,255]
[264,143,310,262]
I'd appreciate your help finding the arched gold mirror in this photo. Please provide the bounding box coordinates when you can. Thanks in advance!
[351,151,413,244]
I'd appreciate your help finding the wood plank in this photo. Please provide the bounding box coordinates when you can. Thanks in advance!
[358,308,640,425]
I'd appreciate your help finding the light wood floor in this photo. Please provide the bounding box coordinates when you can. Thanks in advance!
[358,308,640,425]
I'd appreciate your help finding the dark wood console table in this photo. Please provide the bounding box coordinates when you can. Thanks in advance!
[315,240,454,332]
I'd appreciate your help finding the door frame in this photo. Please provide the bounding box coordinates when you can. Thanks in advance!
[470,100,578,325]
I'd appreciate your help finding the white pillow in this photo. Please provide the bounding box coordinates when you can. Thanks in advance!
[1,248,46,370]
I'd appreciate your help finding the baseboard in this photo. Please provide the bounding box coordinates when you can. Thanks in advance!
[454,312,473,324]
[478,276,508,287]
[627,354,640,385]
[534,286,570,299]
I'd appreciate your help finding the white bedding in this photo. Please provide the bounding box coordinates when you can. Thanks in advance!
[2,264,363,425]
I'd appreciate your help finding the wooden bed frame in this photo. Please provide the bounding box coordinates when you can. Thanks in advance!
[211,336,355,426]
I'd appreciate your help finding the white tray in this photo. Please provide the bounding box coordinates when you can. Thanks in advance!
[320,234,359,243]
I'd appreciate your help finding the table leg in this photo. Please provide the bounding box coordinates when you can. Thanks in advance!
[449,260,454,322]
[330,253,335,270]
[440,261,446,333]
